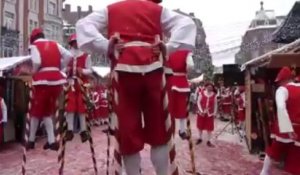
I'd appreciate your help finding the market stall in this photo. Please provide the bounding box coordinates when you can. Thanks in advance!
[0,56,31,144]
[241,38,300,153]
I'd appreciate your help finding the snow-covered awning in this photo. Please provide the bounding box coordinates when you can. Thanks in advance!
[92,66,111,78]
[241,38,300,70]
[0,56,31,77]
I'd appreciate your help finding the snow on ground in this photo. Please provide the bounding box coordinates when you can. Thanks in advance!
[0,115,290,175]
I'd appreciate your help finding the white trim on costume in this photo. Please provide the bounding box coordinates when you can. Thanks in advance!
[171,87,190,92]
[270,134,294,143]
[114,61,163,73]
[172,72,186,76]
[32,79,67,86]
[39,67,60,72]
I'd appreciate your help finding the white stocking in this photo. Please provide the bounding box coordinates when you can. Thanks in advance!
[43,117,55,144]
[123,152,141,175]
[66,112,74,131]
[260,155,272,175]
[207,131,212,142]
[151,144,169,175]
[29,117,39,142]
[198,130,203,139]
[79,113,87,132]
[179,118,187,133]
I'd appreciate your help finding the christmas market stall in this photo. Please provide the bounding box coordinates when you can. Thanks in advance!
[241,38,300,154]
[0,56,32,145]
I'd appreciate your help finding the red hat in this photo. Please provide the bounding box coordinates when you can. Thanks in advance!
[149,0,162,3]
[30,28,43,44]
[275,67,293,82]
[68,33,77,44]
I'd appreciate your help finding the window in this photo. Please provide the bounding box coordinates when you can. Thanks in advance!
[34,21,38,28]
[48,2,56,15]
[4,11,15,29]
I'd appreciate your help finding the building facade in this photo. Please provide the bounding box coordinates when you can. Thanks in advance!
[62,4,108,66]
[0,0,64,57]
[1,0,21,57]
[235,2,284,65]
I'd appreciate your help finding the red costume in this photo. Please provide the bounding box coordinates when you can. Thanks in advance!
[167,50,191,119]
[94,85,109,119]
[27,28,72,150]
[30,38,67,118]
[76,0,196,173]
[265,67,300,175]
[197,89,217,131]
[221,88,232,115]
[107,1,169,155]
[65,53,91,113]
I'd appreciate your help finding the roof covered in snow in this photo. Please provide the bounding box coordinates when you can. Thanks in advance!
[0,56,31,76]
[241,38,300,70]
[272,1,300,44]
[92,66,110,78]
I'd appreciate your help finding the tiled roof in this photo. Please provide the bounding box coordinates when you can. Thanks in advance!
[272,1,300,43]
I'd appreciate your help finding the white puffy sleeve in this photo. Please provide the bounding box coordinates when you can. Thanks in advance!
[76,8,109,55]
[275,86,294,133]
[197,93,203,113]
[82,55,93,75]
[57,44,73,69]
[29,45,41,73]
[214,95,218,115]
[186,52,194,70]
[161,8,196,55]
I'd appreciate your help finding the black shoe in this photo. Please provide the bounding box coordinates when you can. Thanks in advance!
[80,131,90,143]
[43,142,59,151]
[207,141,215,148]
[102,128,115,136]
[65,130,74,141]
[26,141,35,150]
[196,139,202,145]
[179,131,190,140]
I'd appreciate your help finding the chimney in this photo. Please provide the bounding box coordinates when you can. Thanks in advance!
[65,4,71,13]
[77,6,82,18]
[88,5,93,12]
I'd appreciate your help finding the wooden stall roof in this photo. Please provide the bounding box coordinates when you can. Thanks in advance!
[267,54,300,68]
[0,56,30,76]
[241,38,300,70]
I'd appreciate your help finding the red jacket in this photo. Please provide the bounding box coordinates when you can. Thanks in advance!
[107,0,163,73]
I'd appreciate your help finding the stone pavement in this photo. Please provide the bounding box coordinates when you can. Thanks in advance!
[0,116,290,175]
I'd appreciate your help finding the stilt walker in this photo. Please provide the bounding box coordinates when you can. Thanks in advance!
[25,28,72,151]
[166,50,194,139]
[260,67,300,175]
[64,33,93,143]
[76,0,196,174]
[22,28,72,174]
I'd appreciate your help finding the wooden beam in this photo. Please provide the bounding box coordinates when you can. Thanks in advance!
[267,53,300,68]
